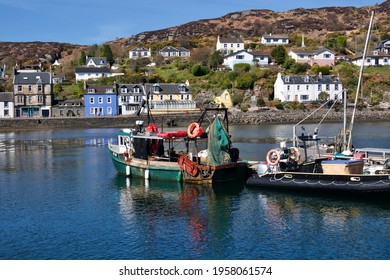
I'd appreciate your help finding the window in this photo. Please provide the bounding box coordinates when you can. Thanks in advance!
[306,85,309,90]
[326,84,330,91]
[299,54,305,58]
[4,110,9,116]
[28,96,33,103]
[38,95,44,103]
[4,101,8,108]
[18,85,22,92]
[88,88,95,93]
[181,95,184,100]
[224,44,227,48]
[106,88,113,93]
[28,85,32,92]
[366,58,371,63]
[17,96,23,103]
[38,85,42,92]
[107,107,112,115]
[318,85,322,91]
[335,84,339,91]
[133,87,140,93]
[98,97,103,104]
[324,54,331,58]
[169,95,173,100]
[231,44,233,47]
[297,85,300,91]
[132,51,137,56]
[300,95,309,101]
[384,57,388,64]
[282,39,287,43]
[121,88,127,93]
[153,86,160,93]
[121,96,127,102]
[107,97,111,103]
[150,95,154,101]
[160,95,163,101]
[90,108,94,114]
[179,86,186,93]
[90,97,94,104]
[237,43,240,47]
[287,85,290,91]
[236,55,244,59]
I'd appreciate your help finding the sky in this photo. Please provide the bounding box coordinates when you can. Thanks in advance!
[0,0,380,45]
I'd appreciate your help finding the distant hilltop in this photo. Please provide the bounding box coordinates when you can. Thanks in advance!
[0,0,389,65]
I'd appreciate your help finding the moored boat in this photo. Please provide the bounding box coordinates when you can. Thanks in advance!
[108,108,250,184]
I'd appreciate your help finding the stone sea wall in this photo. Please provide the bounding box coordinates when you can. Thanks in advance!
[0,109,389,131]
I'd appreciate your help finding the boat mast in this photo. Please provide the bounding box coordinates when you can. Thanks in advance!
[346,10,374,151]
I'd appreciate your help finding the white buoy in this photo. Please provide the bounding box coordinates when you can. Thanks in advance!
[126,165,131,176]
[145,169,149,179]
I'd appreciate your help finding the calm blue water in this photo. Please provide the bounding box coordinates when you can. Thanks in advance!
[0,122,389,260]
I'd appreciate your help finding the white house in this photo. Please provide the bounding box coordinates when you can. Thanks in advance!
[351,49,389,67]
[86,57,107,67]
[288,48,335,66]
[376,39,390,54]
[223,50,269,69]
[117,84,145,115]
[75,67,111,82]
[274,72,343,102]
[129,47,151,59]
[261,34,289,45]
[0,92,14,118]
[216,36,245,55]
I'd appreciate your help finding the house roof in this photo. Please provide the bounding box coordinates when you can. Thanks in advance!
[86,57,107,65]
[118,84,145,95]
[130,47,149,52]
[280,74,341,85]
[376,39,390,49]
[75,67,111,74]
[224,49,268,58]
[13,72,52,84]
[218,37,244,44]
[144,83,191,94]
[289,48,334,56]
[84,84,117,94]
[0,92,13,102]
[352,50,390,60]
[262,34,289,39]
[160,46,190,53]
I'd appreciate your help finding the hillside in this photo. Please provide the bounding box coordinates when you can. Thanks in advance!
[0,1,389,67]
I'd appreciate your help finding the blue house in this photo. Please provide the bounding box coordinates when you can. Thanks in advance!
[84,84,118,116]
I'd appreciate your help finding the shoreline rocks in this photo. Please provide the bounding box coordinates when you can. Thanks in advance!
[0,109,389,131]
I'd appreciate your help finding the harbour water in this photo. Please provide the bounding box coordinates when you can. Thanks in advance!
[0,122,389,260]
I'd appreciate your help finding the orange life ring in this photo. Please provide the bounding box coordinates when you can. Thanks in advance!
[187,122,201,138]
[266,149,280,166]
[288,147,300,162]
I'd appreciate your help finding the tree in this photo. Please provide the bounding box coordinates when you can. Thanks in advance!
[271,45,287,65]
[208,50,224,69]
[101,44,114,66]
[79,51,86,65]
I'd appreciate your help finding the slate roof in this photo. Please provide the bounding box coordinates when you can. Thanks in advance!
[84,84,117,94]
[75,67,111,74]
[86,57,107,66]
[130,47,149,52]
[281,74,341,85]
[13,72,52,84]
[289,48,334,55]
[262,34,289,39]
[118,84,145,94]
[224,49,268,58]
[218,37,244,43]
[144,83,191,94]
[160,46,190,53]
[0,92,13,102]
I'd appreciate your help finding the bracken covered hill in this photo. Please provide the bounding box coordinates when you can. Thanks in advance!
[113,0,390,46]
[0,1,389,66]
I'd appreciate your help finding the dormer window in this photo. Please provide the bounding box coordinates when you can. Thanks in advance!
[121,87,127,94]
[88,88,95,93]
[106,88,113,93]
[373,50,378,56]
[153,85,160,93]
[284,75,290,82]
[179,85,186,93]
[304,75,310,83]
[133,87,140,93]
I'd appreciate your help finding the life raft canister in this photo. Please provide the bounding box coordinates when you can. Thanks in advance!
[266,149,280,166]
[187,122,203,138]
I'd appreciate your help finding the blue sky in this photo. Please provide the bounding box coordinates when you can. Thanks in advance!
[0,0,378,45]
